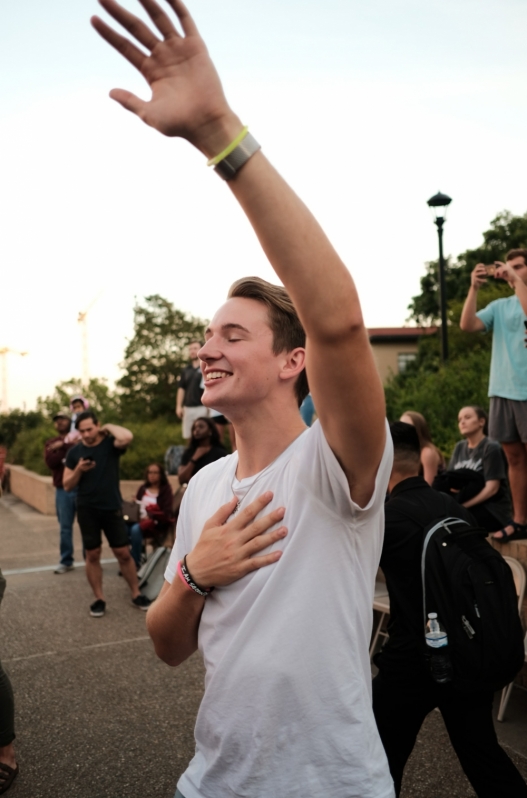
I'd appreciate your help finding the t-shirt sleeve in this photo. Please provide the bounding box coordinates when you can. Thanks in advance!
[179,368,189,390]
[483,441,507,482]
[65,446,80,470]
[447,441,463,471]
[298,419,393,521]
[476,301,496,331]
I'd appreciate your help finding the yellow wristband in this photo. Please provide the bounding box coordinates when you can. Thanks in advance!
[207,126,249,167]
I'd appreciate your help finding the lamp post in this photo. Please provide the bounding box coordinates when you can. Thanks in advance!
[427,191,452,362]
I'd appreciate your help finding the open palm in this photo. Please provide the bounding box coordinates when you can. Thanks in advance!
[92,0,231,144]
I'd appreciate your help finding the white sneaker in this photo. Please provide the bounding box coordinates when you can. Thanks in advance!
[54,564,75,574]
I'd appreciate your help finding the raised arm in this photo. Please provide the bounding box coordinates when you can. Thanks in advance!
[101,423,133,448]
[460,265,488,332]
[92,0,385,506]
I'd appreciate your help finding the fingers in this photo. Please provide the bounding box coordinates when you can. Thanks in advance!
[203,496,239,529]
[109,88,148,118]
[91,16,147,72]
[238,506,286,544]
[165,0,199,36]
[137,0,178,39]
[230,491,274,530]
[242,525,287,557]
[97,0,161,51]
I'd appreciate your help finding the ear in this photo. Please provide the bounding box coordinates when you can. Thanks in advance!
[278,347,306,384]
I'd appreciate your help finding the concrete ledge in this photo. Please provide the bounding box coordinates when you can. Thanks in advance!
[8,466,181,515]
[9,465,56,515]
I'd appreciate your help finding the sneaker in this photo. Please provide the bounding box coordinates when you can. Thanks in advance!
[89,599,106,618]
[132,595,151,611]
[54,563,75,574]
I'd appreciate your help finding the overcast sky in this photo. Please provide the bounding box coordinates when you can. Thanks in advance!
[1,0,526,410]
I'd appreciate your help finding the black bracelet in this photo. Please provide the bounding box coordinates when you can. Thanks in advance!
[181,555,214,597]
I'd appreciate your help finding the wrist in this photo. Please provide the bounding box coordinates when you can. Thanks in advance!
[189,111,244,159]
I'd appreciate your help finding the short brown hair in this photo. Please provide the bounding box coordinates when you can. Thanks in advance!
[228,277,309,405]
[506,249,527,264]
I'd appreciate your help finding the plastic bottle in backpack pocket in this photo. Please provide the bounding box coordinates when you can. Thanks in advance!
[426,612,453,684]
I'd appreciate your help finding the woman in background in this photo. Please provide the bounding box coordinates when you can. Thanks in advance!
[178,417,227,484]
[399,410,445,485]
[128,463,174,567]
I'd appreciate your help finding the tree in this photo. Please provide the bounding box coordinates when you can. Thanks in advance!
[0,409,45,449]
[37,378,121,421]
[386,209,527,457]
[408,210,527,325]
[117,295,207,420]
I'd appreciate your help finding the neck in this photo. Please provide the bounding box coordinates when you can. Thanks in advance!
[231,401,307,479]
[84,431,105,448]
[191,358,200,367]
[466,430,485,448]
[388,469,419,493]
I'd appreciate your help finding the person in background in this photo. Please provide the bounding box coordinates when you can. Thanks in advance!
[128,464,174,568]
[460,251,527,540]
[444,406,513,536]
[44,410,77,574]
[63,411,151,617]
[177,417,227,484]
[0,568,18,795]
[176,341,209,440]
[373,422,527,798]
[64,396,90,444]
[399,410,444,485]
[300,393,316,427]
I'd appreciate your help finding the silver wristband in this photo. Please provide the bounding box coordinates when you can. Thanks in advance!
[214,132,261,181]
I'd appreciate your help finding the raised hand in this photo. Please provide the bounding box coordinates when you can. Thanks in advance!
[91,0,241,154]
[471,264,488,291]
[185,492,287,589]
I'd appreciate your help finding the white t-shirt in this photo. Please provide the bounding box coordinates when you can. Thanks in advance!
[165,420,395,798]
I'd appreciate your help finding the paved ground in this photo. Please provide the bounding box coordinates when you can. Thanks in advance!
[1,493,527,797]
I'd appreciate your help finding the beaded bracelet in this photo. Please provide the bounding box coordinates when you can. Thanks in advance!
[177,555,214,598]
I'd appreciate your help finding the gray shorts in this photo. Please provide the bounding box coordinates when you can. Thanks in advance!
[489,397,527,443]
[175,791,185,798]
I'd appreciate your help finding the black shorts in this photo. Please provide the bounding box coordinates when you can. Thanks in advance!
[77,506,129,551]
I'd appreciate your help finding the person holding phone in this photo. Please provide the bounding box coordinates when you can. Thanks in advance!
[63,411,151,616]
[460,250,527,540]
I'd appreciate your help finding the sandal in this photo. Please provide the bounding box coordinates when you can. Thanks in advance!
[492,520,527,542]
[0,763,19,795]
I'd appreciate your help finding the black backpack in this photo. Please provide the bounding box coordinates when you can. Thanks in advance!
[422,514,525,692]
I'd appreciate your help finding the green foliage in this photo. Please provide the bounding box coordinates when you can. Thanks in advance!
[0,409,46,449]
[118,420,184,480]
[408,210,527,325]
[117,295,207,421]
[387,209,527,458]
[9,424,56,475]
[36,378,121,421]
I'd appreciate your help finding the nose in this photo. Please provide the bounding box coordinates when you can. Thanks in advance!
[199,337,222,363]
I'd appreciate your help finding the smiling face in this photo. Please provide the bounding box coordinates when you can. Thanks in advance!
[458,406,485,438]
[199,297,305,418]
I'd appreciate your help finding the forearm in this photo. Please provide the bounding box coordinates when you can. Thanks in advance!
[103,424,133,446]
[63,467,82,492]
[146,577,203,666]
[462,481,499,508]
[515,280,527,317]
[460,287,481,331]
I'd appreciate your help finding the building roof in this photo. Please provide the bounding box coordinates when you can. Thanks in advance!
[368,326,437,343]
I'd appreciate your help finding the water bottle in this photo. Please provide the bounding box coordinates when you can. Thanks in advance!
[425,612,452,684]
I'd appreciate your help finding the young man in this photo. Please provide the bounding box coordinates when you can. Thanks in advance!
[373,422,527,798]
[92,2,393,796]
[63,411,150,617]
[460,250,527,540]
[44,410,77,574]
[176,341,208,439]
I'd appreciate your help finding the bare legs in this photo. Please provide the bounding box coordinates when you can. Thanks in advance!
[85,545,141,601]
[502,442,527,525]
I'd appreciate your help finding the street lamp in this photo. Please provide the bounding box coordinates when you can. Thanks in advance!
[427,191,452,362]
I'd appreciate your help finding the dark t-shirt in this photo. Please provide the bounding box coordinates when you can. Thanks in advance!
[376,476,474,679]
[179,363,203,408]
[448,437,511,525]
[181,445,228,477]
[65,434,125,511]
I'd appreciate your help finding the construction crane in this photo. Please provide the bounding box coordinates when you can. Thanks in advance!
[0,348,28,413]
[77,292,103,387]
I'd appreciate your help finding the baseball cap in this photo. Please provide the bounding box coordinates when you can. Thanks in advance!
[52,409,71,421]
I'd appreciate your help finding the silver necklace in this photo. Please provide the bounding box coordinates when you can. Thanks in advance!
[230,454,283,515]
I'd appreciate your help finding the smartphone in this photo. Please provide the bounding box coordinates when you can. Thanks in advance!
[83,456,94,462]
[485,264,496,276]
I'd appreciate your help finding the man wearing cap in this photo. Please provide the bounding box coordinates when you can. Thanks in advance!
[44,412,77,574]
